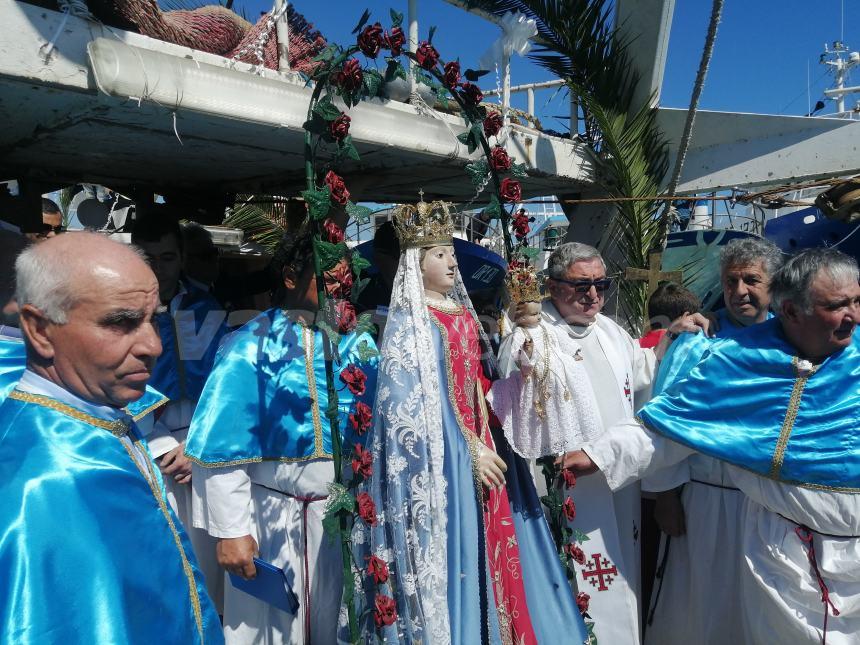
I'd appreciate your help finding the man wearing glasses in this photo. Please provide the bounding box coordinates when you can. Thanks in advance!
[521,242,707,645]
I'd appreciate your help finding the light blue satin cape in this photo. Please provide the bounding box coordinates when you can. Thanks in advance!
[185,308,378,465]
[0,394,222,644]
[640,318,860,489]
[0,337,168,416]
[150,281,226,402]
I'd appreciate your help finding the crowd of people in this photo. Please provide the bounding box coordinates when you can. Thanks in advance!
[0,199,857,644]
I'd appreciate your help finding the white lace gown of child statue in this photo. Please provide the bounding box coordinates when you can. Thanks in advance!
[490,321,601,459]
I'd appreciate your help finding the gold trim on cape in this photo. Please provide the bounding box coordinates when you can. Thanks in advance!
[768,356,817,480]
[8,391,130,437]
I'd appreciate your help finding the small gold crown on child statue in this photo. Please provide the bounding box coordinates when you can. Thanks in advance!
[506,260,545,303]
[393,190,455,249]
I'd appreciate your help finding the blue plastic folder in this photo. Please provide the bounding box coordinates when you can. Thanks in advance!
[228,558,300,614]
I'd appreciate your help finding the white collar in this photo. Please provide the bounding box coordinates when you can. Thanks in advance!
[17,370,132,423]
[543,299,599,338]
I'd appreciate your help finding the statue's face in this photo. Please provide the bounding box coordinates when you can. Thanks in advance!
[420,245,457,299]
[722,261,771,326]
[547,258,607,325]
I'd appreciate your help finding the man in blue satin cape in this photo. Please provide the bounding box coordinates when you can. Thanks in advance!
[0,232,223,644]
[564,248,860,644]
[185,230,378,644]
[642,236,783,645]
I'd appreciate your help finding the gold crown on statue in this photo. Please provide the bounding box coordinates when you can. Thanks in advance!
[506,262,545,303]
[393,191,455,249]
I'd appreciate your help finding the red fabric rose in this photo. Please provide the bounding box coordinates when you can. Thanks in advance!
[322,218,345,243]
[340,364,368,396]
[373,593,398,627]
[356,492,378,526]
[576,592,590,615]
[562,496,577,521]
[512,219,529,240]
[565,542,586,565]
[329,113,351,141]
[443,60,461,88]
[349,401,373,435]
[489,146,511,172]
[351,443,373,478]
[560,467,577,489]
[460,82,483,106]
[384,27,405,56]
[335,299,357,333]
[325,262,354,299]
[415,41,440,70]
[324,170,350,206]
[499,177,522,203]
[366,555,390,584]
[358,22,384,58]
[335,58,364,92]
[483,111,503,138]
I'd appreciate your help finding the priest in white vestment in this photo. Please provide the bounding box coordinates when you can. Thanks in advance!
[514,242,707,644]
[642,237,783,645]
[563,248,860,644]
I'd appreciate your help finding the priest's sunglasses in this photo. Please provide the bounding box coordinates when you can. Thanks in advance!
[551,277,613,294]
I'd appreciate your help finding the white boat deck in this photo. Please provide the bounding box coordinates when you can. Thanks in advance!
[0,0,597,201]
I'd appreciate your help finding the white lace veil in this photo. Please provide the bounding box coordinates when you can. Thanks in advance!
[352,243,493,643]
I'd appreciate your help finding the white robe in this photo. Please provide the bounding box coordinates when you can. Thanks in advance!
[585,421,860,644]
[642,456,745,645]
[542,303,657,645]
[192,459,342,645]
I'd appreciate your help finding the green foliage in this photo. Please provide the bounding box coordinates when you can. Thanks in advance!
[389,8,403,27]
[509,162,529,179]
[465,159,490,186]
[322,482,355,540]
[313,94,343,121]
[351,253,371,276]
[222,196,286,253]
[362,68,384,98]
[302,186,332,221]
[353,311,377,337]
[346,201,373,224]
[356,339,380,363]
[313,238,349,271]
[483,193,502,219]
[456,123,483,154]
[336,136,361,163]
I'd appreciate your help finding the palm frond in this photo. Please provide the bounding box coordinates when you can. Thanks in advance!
[223,195,288,253]
[470,0,671,331]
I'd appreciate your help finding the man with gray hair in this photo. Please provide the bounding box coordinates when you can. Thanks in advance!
[517,241,707,643]
[643,235,784,645]
[0,232,222,643]
[564,247,860,643]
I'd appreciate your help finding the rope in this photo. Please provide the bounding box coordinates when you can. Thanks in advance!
[230,0,289,66]
[658,0,725,246]
[40,0,94,61]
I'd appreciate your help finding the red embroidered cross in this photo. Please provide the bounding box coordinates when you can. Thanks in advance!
[582,553,618,591]
[623,376,631,401]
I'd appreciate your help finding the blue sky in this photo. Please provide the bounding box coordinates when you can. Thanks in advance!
[237,0,856,128]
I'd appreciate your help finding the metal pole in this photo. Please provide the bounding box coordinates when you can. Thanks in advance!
[527,87,535,127]
[570,95,578,135]
[502,54,511,127]
[275,0,290,71]
[408,0,418,95]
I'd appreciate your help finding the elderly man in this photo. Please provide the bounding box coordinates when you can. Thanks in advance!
[0,232,222,643]
[566,247,860,644]
[643,236,783,645]
[520,242,706,644]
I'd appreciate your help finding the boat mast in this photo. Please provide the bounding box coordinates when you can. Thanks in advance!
[821,41,860,116]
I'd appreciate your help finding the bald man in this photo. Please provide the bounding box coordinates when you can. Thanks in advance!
[0,233,223,644]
